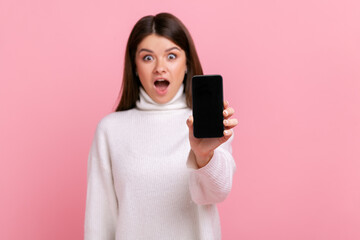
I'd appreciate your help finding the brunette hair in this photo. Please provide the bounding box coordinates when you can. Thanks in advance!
[114,12,203,111]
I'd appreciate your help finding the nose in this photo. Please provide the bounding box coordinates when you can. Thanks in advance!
[153,58,167,74]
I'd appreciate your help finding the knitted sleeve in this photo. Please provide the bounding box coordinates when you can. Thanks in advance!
[84,122,118,240]
[187,134,236,205]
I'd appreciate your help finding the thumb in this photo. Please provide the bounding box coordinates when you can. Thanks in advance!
[186,115,194,134]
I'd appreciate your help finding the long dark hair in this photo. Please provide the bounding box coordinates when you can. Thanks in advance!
[114,12,203,111]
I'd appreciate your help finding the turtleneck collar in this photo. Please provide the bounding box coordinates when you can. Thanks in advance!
[136,84,188,111]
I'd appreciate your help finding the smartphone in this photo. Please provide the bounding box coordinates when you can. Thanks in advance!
[192,74,224,138]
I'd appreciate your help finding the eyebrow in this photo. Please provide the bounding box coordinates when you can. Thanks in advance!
[138,47,181,54]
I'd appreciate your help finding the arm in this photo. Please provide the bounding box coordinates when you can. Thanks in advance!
[186,100,238,205]
[187,134,236,205]
[84,123,118,240]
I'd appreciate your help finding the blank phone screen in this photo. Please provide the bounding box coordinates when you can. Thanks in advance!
[192,75,224,138]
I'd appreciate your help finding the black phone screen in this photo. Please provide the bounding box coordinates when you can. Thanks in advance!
[192,75,224,138]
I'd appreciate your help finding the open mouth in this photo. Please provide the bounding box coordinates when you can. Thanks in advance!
[154,79,170,91]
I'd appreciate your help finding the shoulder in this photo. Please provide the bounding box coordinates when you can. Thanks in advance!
[96,109,137,132]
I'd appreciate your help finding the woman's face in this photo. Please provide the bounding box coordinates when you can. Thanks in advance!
[135,34,187,104]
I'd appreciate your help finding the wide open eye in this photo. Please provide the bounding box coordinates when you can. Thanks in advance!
[143,55,154,61]
[167,53,177,60]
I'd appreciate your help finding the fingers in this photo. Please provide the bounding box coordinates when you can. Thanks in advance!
[222,101,234,143]
[223,118,238,129]
[223,100,234,118]
[220,129,233,143]
[223,100,238,131]
[223,100,229,109]
[223,107,235,119]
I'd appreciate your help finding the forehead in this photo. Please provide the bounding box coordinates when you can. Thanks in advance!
[136,34,182,53]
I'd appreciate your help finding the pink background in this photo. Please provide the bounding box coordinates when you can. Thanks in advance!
[1,0,359,239]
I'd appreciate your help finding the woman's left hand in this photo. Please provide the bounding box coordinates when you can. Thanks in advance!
[186,100,238,168]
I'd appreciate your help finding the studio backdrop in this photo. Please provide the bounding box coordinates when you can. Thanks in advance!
[1,0,359,239]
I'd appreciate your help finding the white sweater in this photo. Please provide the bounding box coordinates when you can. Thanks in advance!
[84,85,236,240]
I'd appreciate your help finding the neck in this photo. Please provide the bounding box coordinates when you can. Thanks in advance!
[136,84,188,111]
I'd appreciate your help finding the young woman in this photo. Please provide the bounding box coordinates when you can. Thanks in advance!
[84,12,238,240]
